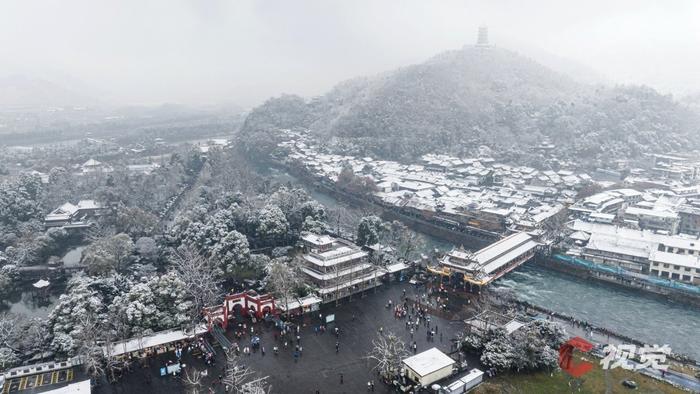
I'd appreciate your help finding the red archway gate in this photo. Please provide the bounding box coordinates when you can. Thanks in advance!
[203,291,277,331]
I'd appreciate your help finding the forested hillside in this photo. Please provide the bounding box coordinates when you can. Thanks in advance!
[238,46,700,166]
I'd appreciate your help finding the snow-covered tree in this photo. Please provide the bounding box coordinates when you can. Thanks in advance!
[254,204,289,241]
[135,236,158,262]
[480,329,516,371]
[109,272,193,336]
[356,215,386,246]
[0,175,43,228]
[82,233,136,276]
[474,320,567,373]
[48,274,131,355]
[210,230,251,278]
[115,204,159,238]
[0,264,18,297]
[301,216,327,234]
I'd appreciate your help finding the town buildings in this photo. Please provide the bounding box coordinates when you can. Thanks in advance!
[566,220,700,284]
[279,133,573,238]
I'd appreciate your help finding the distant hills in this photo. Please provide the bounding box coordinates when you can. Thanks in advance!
[239,46,700,168]
[0,75,96,109]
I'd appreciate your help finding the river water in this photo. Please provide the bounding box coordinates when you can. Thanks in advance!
[268,166,700,360]
[494,265,700,360]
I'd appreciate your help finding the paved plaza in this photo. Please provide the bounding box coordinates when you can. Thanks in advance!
[93,282,476,394]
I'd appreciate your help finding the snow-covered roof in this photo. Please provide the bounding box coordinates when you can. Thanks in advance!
[82,158,102,167]
[385,262,409,273]
[279,295,323,311]
[648,250,700,269]
[402,347,455,377]
[43,380,91,394]
[301,233,334,246]
[105,326,207,357]
[77,200,101,210]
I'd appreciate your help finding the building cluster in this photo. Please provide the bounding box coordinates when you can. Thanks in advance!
[570,187,700,236]
[565,220,700,285]
[280,136,578,236]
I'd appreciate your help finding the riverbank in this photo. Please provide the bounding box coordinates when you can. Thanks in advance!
[536,254,700,308]
[274,162,500,248]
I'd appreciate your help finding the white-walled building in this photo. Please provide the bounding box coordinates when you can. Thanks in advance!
[402,347,456,387]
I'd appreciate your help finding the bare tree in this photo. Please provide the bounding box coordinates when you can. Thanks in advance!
[264,257,303,315]
[0,313,20,368]
[222,352,271,394]
[182,368,206,394]
[172,245,225,327]
[365,331,410,380]
[384,221,426,261]
[0,313,20,352]
[76,314,107,380]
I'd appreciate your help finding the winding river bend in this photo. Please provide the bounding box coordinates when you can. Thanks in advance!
[268,167,700,360]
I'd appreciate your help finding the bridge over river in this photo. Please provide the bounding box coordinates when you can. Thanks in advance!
[428,231,540,289]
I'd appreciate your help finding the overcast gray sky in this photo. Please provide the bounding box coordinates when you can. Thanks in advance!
[1,0,699,107]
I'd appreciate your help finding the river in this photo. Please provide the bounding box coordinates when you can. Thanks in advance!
[268,166,700,360]
[494,265,700,360]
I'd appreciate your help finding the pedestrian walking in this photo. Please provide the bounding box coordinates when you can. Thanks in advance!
[335,342,340,353]
[340,373,344,384]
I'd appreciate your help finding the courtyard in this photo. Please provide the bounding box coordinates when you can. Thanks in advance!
[93,281,475,394]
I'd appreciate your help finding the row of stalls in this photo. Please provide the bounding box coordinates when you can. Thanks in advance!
[103,325,209,360]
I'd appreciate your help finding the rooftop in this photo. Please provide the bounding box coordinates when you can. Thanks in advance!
[402,347,455,377]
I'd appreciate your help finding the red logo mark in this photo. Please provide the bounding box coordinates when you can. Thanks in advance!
[559,336,594,377]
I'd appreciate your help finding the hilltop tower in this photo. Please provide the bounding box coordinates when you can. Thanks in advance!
[476,26,490,47]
